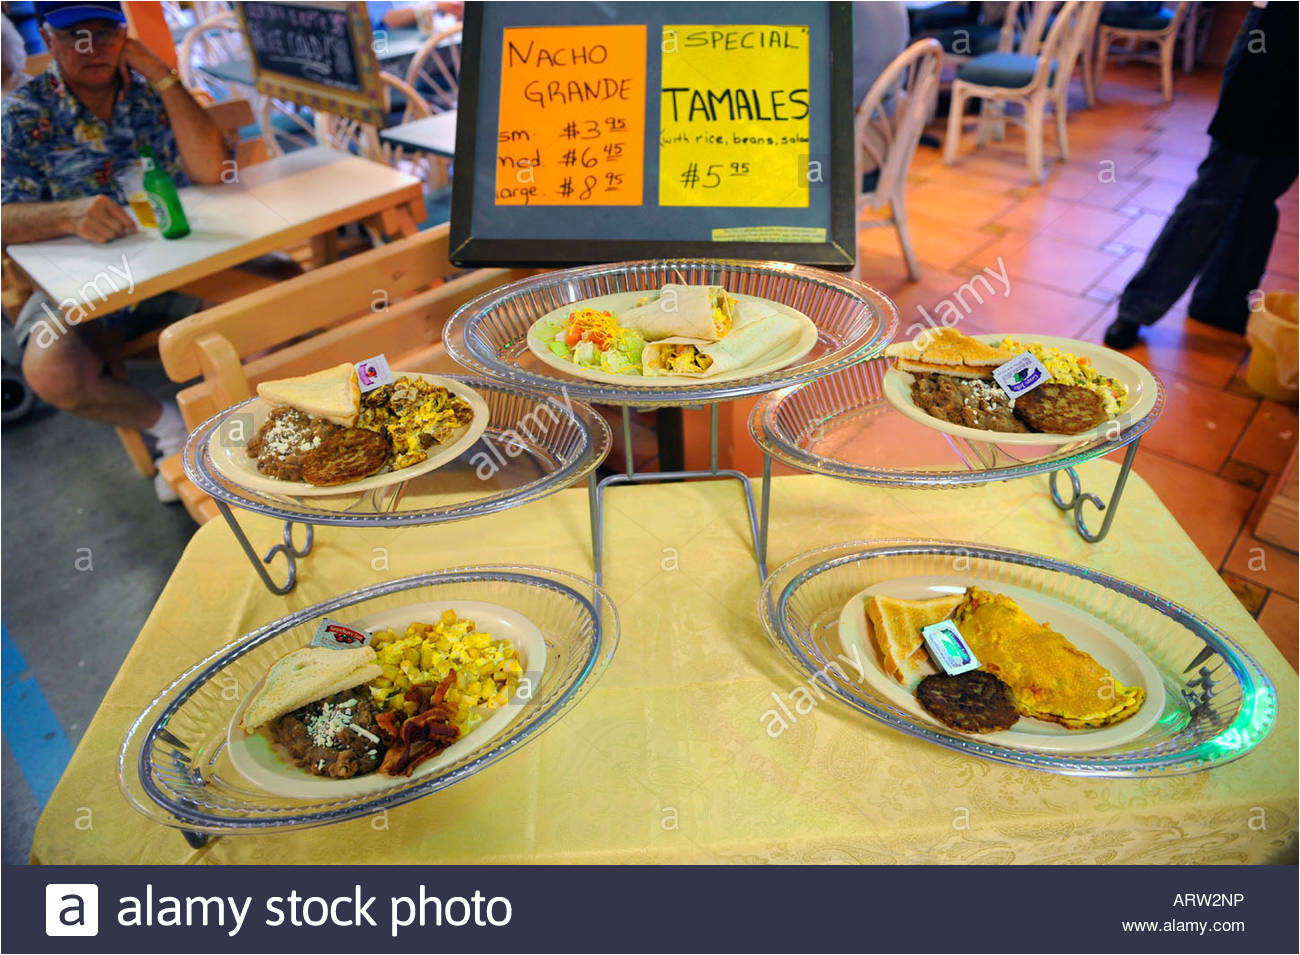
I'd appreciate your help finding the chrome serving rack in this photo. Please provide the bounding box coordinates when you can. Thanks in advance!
[443,259,898,585]
[750,357,1166,569]
[184,376,613,594]
[760,539,1276,776]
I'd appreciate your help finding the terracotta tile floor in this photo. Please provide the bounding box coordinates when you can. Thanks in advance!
[867,61,1299,669]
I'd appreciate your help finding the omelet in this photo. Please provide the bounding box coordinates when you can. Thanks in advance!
[952,587,1144,729]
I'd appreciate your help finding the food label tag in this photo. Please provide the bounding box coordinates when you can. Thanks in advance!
[921,620,981,675]
[354,355,394,394]
[310,617,370,649]
[993,352,1050,400]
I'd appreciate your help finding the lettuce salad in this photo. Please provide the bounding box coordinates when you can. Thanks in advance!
[541,307,646,376]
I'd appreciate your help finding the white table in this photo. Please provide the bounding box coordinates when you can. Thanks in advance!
[6,147,425,316]
[378,110,458,159]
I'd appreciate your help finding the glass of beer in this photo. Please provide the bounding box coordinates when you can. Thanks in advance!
[114,160,157,229]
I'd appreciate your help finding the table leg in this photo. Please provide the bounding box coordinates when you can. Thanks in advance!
[1049,439,1140,543]
[309,231,339,268]
[214,499,314,595]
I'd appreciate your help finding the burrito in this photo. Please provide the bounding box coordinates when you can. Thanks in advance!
[620,284,737,342]
[642,301,802,378]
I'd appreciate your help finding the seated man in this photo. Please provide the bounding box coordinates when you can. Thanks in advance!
[1,1,227,501]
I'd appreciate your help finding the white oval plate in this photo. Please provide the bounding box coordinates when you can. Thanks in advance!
[525,291,819,386]
[227,600,547,798]
[205,373,490,497]
[882,334,1159,446]
[837,576,1164,753]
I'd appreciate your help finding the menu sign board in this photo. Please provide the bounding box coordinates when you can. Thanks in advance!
[451,1,854,269]
[658,25,810,209]
[494,25,646,206]
[236,1,385,128]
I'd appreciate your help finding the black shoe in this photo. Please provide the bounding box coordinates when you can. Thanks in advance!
[1103,318,1143,350]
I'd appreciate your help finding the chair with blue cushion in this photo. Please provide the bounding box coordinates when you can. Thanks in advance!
[1094,2,1189,104]
[854,38,944,281]
[942,1,1094,183]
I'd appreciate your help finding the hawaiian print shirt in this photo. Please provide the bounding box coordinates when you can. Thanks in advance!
[0,61,187,205]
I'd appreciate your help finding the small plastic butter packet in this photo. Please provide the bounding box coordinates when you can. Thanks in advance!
[993,352,1050,400]
[920,620,981,675]
[310,617,371,650]
[354,354,395,394]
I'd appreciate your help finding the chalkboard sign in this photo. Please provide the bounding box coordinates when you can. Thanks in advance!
[449,1,856,269]
[236,1,385,128]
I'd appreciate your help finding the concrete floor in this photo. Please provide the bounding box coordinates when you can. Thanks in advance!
[1,358,195,863]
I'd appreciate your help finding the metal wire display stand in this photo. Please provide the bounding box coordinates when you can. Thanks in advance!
[750,358,1167,572]
[441,259,898,588]
[590,402,766,586]
[183,375,614,595]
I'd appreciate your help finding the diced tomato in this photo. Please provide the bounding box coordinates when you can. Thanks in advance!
[565,326,583,347]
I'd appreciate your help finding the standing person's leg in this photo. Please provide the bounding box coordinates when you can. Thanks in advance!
[1104,142,1258,349]
[1187,156,1298,333]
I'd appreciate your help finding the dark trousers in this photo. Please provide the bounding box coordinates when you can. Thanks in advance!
[1118,141,1297,332]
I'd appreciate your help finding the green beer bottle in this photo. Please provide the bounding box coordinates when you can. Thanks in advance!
[140,145,190,239]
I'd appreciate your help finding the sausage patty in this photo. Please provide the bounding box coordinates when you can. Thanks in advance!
[1013,383,1108,435]
[916,670,1020,733]
[300,427,392,486]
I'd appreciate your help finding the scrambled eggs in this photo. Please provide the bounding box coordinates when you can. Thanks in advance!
[368,610,523,731]
[999,338,1129,415]
[358,377,474,470]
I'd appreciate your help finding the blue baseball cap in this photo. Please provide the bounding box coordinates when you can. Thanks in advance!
[37,2,126,29]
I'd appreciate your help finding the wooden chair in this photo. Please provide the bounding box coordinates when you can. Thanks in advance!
[853,38,944,282]
[1094,2,1189,104]
[313,74,433,175]
[943,1,1091,184]
[403,23,462,115]
[155,223,533,523]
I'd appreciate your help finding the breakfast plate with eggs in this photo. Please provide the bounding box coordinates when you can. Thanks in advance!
[882,331,1160,447]
[837,576,1164,753]
[205,367,490,497]
[226,600,546,799]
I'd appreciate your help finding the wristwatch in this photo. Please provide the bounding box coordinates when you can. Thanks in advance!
[152,69,181,94]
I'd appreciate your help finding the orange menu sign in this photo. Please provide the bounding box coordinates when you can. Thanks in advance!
[495,25,646,206]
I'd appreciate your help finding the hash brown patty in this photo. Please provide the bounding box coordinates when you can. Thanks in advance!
[1014,383,1108,435]
[300,428,392,486]
[916,670,1020,733]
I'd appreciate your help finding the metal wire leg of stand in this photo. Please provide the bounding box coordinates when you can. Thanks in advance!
[588,405,766,585]
[214,498,314,595]
[758,453,772,578]
[1049,439,1140,543]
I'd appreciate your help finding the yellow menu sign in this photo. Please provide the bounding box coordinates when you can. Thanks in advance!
[659,25,810,208]
[495,25,646,206]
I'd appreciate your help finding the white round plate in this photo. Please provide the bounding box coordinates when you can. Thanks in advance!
[525,291,819,386]
[227,600,547,798]
[836,576,1164,753]
[882,334,1159,446]
[205,373,489,497]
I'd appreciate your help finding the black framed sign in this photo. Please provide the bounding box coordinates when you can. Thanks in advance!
[236,1,386,128]
[449,1,856,269]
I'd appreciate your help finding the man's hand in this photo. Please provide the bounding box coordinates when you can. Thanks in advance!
[119,38,171,86]
[65,195,138,244]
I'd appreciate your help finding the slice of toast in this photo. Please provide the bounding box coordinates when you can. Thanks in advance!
[884,328,1014,371]
[257,363,361,427]
[865,594,963,690]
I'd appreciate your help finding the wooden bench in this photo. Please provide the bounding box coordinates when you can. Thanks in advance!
[156,223,532,522]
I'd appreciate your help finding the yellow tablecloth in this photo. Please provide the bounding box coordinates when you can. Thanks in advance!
[32,463,1298,864]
